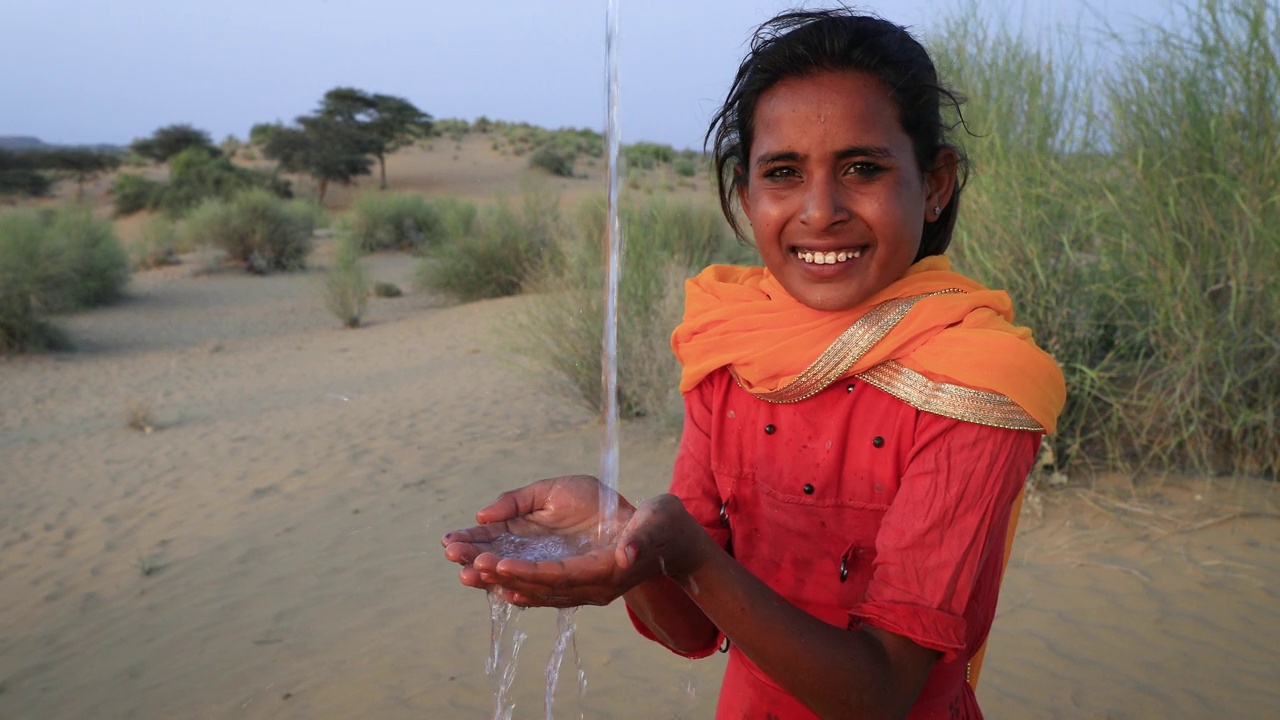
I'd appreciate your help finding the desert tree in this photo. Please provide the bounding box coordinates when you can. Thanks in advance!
[262,115,376,204]
[131,124,219,163]
[318,88,433,190]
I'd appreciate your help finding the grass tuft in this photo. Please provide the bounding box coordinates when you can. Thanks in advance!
[323,237,370,328]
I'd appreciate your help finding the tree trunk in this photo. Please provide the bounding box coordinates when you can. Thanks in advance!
[378,152,387,190]
[318,178,329,205]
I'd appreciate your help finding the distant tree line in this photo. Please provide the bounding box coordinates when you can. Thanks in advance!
[1,146,121,198]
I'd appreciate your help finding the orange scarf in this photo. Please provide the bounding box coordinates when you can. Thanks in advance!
[672,256,1066,434]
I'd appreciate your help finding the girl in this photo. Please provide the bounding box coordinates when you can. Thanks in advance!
[444,9,1065,718]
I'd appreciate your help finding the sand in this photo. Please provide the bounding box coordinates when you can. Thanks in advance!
[1,146,1277,719]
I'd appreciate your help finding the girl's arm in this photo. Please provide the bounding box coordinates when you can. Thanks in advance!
[614,493,936,720]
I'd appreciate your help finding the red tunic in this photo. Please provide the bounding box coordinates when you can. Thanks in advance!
[628,368,1040,718]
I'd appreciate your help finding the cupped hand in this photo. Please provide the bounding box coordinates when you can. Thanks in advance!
[441,475,637,604]
[443,480,713,609]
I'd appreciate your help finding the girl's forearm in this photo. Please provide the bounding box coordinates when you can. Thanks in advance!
[675,546,934,720]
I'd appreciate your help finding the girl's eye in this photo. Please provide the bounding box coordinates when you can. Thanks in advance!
[846,162,884,177]
[762,166,798,179]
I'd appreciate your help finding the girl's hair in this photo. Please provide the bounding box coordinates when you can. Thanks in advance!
[707,8,970,259]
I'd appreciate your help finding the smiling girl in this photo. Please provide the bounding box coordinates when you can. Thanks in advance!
[444,9,1065,718]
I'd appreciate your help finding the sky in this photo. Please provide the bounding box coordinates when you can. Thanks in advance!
[3,0,1174,151]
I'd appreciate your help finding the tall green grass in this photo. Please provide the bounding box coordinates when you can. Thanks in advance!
[937,0,1278,477]
[515,196,745,423]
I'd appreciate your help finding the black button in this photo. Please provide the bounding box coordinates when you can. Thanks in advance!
[719,502,730,527]
[803,483,815,495]
[846,383,855,393]
[839,557,849,582]
[872,435,885,448]
[764,424,776,435]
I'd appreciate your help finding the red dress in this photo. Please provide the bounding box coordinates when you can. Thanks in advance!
[628,367,1040,719]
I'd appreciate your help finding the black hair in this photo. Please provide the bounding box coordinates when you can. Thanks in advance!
[706,8,970,259]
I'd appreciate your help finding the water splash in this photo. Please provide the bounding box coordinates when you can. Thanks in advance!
[487,591,527,720]
[489,533,592,562]
[597,0,623,543]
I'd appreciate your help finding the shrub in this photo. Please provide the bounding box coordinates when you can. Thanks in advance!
[416,185,562,301]
[0,205,129,352]
[623,142,676,170]
[44,205,131,309]
[183,190,317,273]
[132,216,185,269]
[113,149,291,218]
[342,192,474,253]
[323,237,369,327]
[529,144,575,177]
[112,173,162,216]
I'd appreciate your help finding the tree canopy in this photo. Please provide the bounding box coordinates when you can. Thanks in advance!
[317,88,433,189]
[131,124,219,163]
[262,116,378,203]
[260,88,432,201]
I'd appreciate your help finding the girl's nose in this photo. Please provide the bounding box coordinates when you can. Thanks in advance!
[798,174,850,228]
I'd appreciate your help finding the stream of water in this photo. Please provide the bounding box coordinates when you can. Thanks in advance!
[597,0,624,542]
[486,1,624,717]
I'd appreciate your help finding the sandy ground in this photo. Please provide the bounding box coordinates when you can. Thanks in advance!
[2,146,1277,719]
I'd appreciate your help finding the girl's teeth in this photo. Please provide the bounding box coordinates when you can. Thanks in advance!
[798,249,862,264]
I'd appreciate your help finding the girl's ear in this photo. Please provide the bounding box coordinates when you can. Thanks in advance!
[924,146,959,220]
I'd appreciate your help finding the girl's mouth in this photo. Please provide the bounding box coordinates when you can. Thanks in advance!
[792,247,866,265]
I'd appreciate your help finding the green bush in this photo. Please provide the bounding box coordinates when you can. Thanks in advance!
[112,173,162,216]
[44,205,131,309]
[624,142,676,170]
[183,190,317,273]
[323,237,369,328]
[342,192,475,253]
[416,185,562,301]
[132,216,185,269]
[529,143,575,177]
[0,205,129,352]
[113,149,291,218]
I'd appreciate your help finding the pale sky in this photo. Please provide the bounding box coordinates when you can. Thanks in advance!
[3,0,1172,150]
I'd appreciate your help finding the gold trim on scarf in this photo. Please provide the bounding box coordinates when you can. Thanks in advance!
[732,289,1045,432]
[856,361,1045,432]
[733,289,963,404]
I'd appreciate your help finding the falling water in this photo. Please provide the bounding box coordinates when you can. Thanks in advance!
[597,0,623,542]
[487,592,527,720]
[487,2,623,717]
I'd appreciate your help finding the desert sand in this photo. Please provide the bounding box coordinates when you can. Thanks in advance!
[1,138,1277,719]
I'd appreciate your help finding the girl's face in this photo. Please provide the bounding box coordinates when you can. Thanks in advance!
[739,71,956,312]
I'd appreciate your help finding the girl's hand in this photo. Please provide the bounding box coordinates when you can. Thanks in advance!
[443,479,712,608]
[441,475,635,602]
